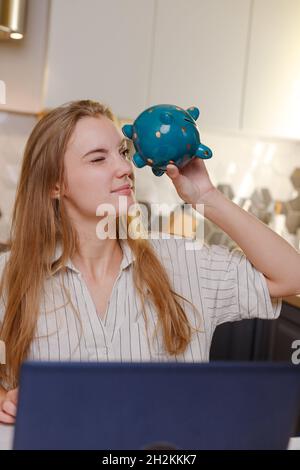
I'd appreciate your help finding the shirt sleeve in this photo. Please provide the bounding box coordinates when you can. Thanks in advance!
[147,236,282,329]
[195,242,282,327]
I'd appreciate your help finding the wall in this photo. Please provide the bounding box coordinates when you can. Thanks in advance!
[1,112,299,245]
[0,112,36,240]
[133,127,300,206]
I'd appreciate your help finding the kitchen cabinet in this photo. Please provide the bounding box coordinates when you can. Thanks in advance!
[44,0,155,119]
[148,0,251,130]
[242,0,300,138]
[44,0,251,129]
[265,300,300,361]
[210,300,300,433]
[2,0,298,136]
[210,300,300,362]
[210,318,258,361]
[0,0,49,114]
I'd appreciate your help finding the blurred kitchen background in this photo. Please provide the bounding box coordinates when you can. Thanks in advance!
[1,0,300,366]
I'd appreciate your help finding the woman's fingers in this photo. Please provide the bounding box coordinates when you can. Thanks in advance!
[0,387,19,424]
[2,399,17,417]
[0,409,15,424]
[166,164,180,179]
[7,388,18,405]
[0,398,17,424]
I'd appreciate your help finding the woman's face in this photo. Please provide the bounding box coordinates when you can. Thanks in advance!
[62,115,135,221]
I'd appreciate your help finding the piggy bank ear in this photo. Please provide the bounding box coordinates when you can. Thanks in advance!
[186,106,200,121]
[122,124,133,139]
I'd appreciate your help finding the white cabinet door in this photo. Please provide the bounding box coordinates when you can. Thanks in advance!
[0,0,49,114]
[44,0,155,119]
[148,0,251,131]
[243,0,300,138]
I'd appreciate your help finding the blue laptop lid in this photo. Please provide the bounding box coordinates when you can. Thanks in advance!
[13,361,300,450]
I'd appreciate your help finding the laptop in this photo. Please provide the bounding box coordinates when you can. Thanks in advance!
[13,361,300,450]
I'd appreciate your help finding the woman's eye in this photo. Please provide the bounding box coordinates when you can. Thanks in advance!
[91,157,105,163]
[122,148,130,159]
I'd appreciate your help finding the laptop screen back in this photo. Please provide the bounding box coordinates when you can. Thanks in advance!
[13,361,300,450]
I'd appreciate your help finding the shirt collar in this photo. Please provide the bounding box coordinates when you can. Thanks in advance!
[52,239,135,274]
[119,239,135,270]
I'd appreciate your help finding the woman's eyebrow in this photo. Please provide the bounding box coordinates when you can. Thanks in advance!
[81,138,129,158]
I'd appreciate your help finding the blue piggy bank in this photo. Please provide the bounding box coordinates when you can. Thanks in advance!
[122,104,212,177]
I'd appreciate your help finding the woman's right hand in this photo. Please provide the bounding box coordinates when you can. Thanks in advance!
[0,388,18,424]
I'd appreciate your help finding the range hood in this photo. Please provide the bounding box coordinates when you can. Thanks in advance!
[0,0,27,40]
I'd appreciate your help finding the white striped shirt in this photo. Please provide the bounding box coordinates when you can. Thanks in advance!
[0,236,282,365]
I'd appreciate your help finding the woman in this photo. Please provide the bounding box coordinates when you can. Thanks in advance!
[0,100,299,424]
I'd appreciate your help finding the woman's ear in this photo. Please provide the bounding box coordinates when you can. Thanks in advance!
[50,183,61,199]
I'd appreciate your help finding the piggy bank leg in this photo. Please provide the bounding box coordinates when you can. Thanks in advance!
[195,144,213,159]
[152,167,165,177]
[122,124,133,139]
[132,152,146,168]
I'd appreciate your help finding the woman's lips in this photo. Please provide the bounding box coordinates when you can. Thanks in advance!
[112,187,132,195]
[111,184,133,195]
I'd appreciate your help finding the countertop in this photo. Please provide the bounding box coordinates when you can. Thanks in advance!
[283,295,300,309]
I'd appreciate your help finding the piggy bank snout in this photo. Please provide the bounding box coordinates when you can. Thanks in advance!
[160,112,173,125]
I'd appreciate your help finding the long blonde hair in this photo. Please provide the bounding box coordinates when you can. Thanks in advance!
[0,100,200,388]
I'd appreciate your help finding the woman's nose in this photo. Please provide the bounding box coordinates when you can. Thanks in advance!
[114,154,134,177]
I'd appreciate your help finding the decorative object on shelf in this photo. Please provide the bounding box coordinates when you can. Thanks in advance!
[248,188,274,225]
[284,195,300,234]
[122,104,212,177]
[217,183,234,200]
[0,242,8,253]
[290,168,300,190]
[281,168,300,235]
[205,184,237,249]
[0,0,27,40]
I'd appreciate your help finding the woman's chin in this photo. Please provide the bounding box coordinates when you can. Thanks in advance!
[114,194,136,214]
[117,204,135,217]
